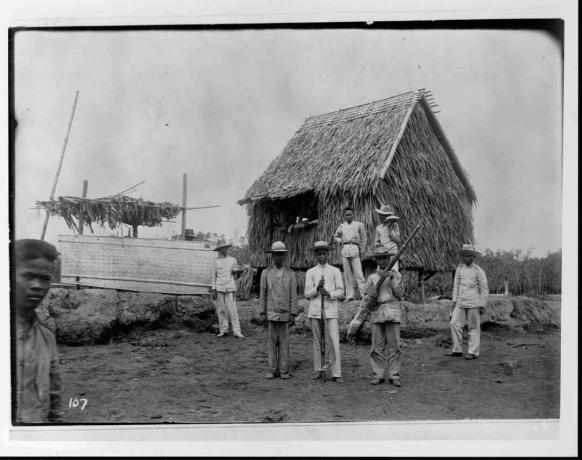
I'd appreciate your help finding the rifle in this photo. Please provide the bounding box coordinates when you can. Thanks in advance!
[319,275,327,383]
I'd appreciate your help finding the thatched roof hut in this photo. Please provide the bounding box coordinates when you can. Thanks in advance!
[239,89,476,274]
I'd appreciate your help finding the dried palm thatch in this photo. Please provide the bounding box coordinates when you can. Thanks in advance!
[240,89,476,272]
[236,266,257,300]
[36,195,182,234]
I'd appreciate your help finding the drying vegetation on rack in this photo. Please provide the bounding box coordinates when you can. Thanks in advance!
[36,195,182,234]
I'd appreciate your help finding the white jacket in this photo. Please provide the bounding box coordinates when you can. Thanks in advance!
[452,263,489,308]
[304,263,345,319]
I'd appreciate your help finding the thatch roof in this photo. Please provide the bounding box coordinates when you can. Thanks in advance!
[240,89,476,271]
[240,89,475,205]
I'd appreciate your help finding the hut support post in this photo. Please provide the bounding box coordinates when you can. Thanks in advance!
[78,179,88,235]
[181,173,187,238]
[418,268,425,304]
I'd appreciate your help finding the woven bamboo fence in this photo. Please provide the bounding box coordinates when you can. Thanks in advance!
[58,235,215,295]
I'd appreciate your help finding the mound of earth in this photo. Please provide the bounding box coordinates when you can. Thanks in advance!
[37,289,560,346]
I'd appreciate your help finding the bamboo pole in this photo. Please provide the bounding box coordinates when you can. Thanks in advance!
[40,90,80,240]
[181,173,187,238]
[78,179,88,235]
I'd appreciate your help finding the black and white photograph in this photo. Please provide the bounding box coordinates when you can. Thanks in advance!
[2,0,578,456]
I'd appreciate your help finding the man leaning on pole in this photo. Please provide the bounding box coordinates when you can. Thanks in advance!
[304,241,345,383]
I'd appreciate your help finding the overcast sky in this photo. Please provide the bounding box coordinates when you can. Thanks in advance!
[12,26,562,256]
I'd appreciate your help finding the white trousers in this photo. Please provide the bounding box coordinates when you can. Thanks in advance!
[216,291,242,334]
[450,306,480,356]
[342,256,366,299]
[310,318,341,378]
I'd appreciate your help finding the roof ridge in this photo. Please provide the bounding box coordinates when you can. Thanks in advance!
[299,89,432,132]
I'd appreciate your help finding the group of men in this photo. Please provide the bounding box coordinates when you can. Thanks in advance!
[246,204,489,386]
[12,202,487,422]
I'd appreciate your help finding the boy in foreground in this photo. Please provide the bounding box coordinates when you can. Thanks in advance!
[13,239,63,423]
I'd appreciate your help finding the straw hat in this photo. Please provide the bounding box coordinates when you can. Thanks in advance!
[375,204,400,220]
[213,239,232,251]
[372,246,397,258]
[459,243,480,256]
[266,241,288,253]
[312,241,331,252]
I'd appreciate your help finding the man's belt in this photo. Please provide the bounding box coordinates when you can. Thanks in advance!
[377,298,399,305]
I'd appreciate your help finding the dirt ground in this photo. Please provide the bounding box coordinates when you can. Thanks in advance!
[57,301,560,424]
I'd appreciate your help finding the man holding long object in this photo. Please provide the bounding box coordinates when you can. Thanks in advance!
[347,220,423,387]
[305,241,345,383]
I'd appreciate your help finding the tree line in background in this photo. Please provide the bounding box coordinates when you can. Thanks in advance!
[416,248,562,300]
[230,243,562,301]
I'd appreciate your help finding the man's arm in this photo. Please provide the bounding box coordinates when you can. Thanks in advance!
[333,224,343,245]
[304,269,317,299]
[390,222,401,244]
[289,271,298,317]
[48,340,63,422]
[259,270,268,314]
[451,267,460,317]
[330,268,345,300]
[388,271,403,299]
[477,267,489,308]
[347,277,374,338]
[210,260,217,291]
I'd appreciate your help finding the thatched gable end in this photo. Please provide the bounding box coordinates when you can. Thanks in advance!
[241,89,476,271]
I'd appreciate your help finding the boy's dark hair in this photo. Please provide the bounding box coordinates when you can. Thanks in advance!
[344,206,354,214]
[14,239,59,265]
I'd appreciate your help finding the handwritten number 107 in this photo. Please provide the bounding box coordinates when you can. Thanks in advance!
[68,398,88,410]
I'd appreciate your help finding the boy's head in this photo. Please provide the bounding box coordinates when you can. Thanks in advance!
[343,207,354,223]
[214,240,231,257]
[13,239,59,314]
[373,246,396,269]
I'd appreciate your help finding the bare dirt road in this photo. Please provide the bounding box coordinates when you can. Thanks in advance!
[56,301,559,425]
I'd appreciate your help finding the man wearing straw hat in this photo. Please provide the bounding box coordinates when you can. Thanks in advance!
[347,246,404,387]
[333,206,368,302]
[374,204,402,272]
[210,239,245,338]
[259,241,298,379]
[304,241,345,383]
[446,243,489,360]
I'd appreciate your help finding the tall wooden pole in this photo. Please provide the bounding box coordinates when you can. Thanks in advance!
[181,173,187,238]
[40,90,80,240]
[78,179,88,235]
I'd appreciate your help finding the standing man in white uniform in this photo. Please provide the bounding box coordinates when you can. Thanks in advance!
[446,244,489,359]
[304,241,345,383]
[210,239,245,338]
[333,207,368,302]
